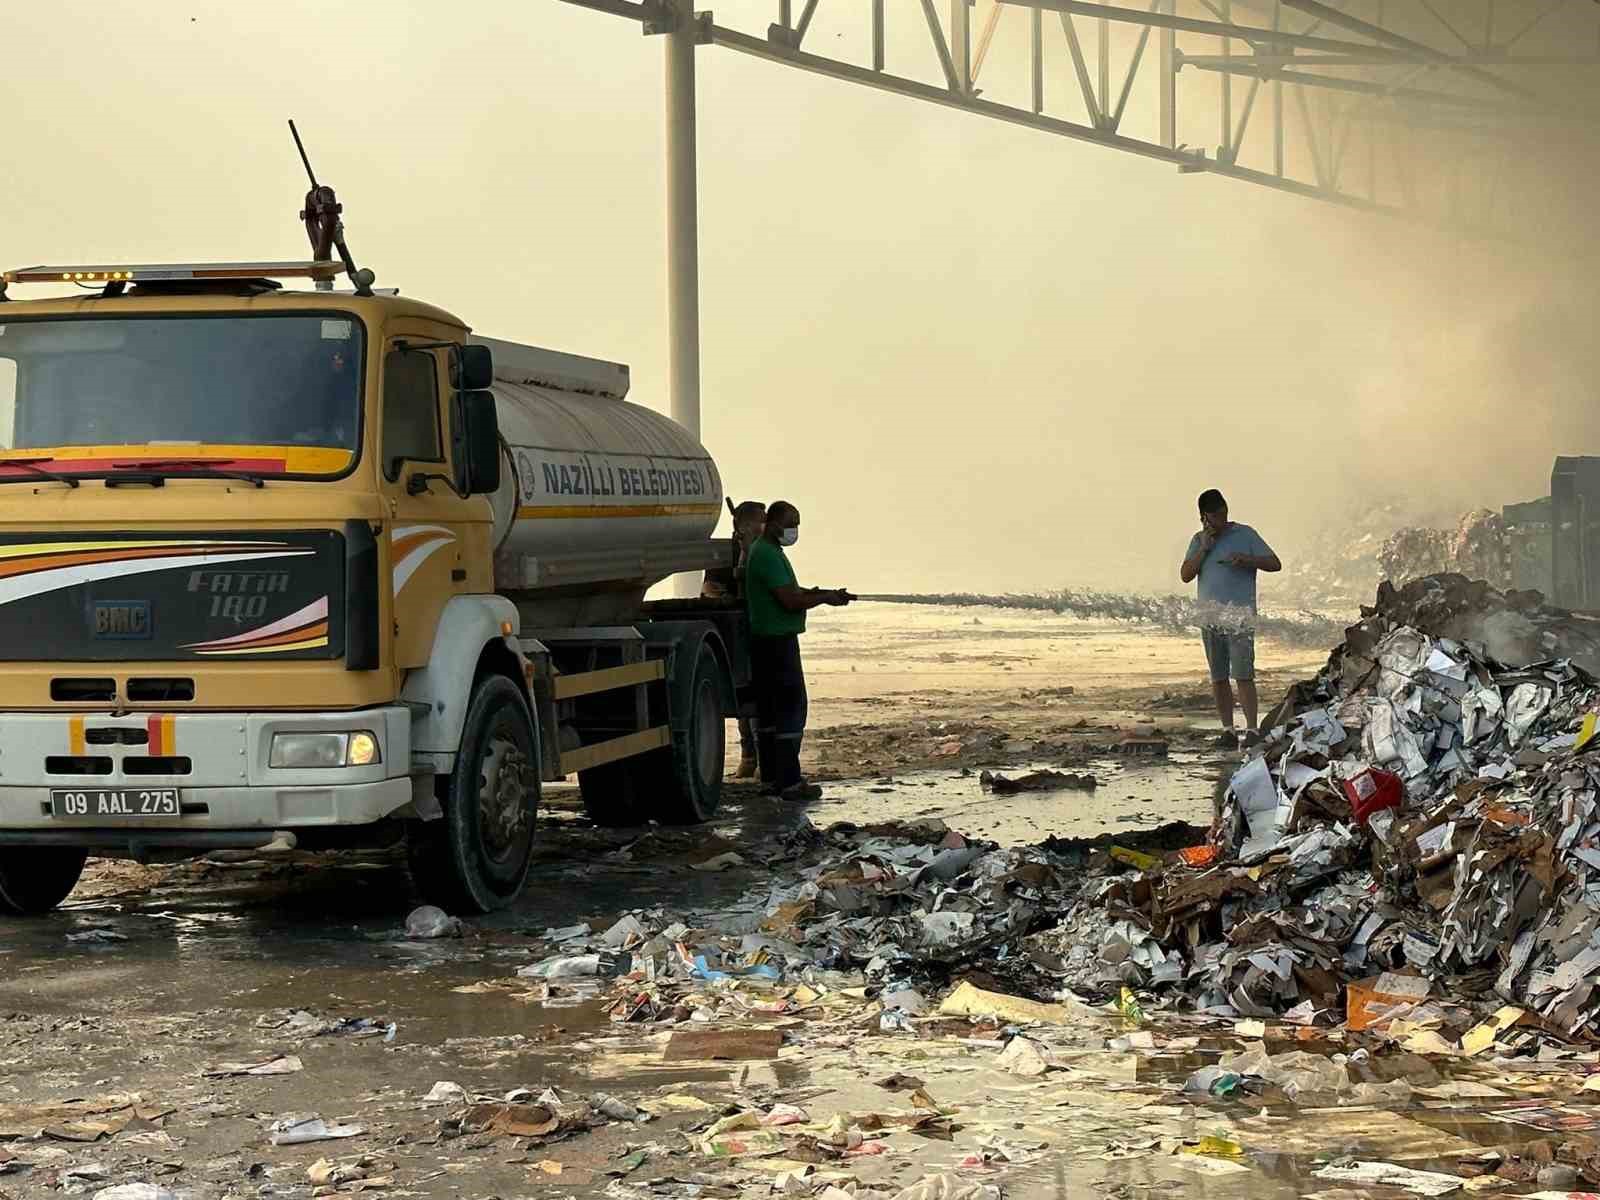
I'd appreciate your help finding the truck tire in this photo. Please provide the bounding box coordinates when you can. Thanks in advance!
[641,641,725,824]
[407,675,539,914]
[578,760,642,828]
[0,847,87,915]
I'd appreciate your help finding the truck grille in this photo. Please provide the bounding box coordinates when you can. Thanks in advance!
[127,678,195,702]
[51,678,116,702]
[46,755,113,775]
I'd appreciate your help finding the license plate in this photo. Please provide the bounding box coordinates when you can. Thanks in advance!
[50,789,181,819]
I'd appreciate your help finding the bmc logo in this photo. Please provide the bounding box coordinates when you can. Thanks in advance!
[92,601,151,639]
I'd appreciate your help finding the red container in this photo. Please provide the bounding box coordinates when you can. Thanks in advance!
[1342,767,1403,825]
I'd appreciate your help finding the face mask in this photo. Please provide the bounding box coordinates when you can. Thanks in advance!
[778,528,799,547]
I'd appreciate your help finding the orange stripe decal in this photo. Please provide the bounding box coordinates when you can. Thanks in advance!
[69,717,85,756]
[196,635,330,656]
[162,715,176,756]
[205,620,328,652]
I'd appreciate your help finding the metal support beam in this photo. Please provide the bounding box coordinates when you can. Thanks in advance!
[919,0,964,90]
[972,1,1005,84]
[952,0,972,92]
[1059,11,1105,126]
[663,0,701,597]
[1177,52,1600,67]
[1031,4,1044,112]
[1002,0,1425,60]
[1098,16,1110,116]
[1219,0,1232,159]
[1272,0,1283,175]
[794,0,820,46]
[1293,82,1328,187]
[1276,0,1543,100]
[1228,76,1260,162]
[1158,0,1174,147]
[559,0,656,19]
[664,0,700,445]
[1183,59,1524,113]
[1419,0,1479,52]
[1111,13,1154,129]
[707,21,1463,227]
[556,0,1595,254]
[1503,0,1567,51]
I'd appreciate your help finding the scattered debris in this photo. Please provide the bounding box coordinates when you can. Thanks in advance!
[1043,574,1600,1044]
[939,981,1077,1025]
[995,1035,1053,1076]
[204,1054,303,1077]
[979,769,1097,793]
[91,1186,178,1200]
[664,1027,784,1061]
[422,1081,469,1106]
[691,852,747,872]
[1313,1159,1468,1196]
[268,1114,367,1146]
[404,904,463,939]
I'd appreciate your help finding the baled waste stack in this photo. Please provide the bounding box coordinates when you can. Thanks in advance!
[1048,573,1600,1037]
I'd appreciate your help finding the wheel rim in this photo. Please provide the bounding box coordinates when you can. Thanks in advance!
[478,717,532,865]
[692,675,722,788]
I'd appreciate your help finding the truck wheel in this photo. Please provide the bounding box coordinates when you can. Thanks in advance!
[408,675,539,914]
[578,760,642,827]
[644,642,725,825]
[0,847,87,915]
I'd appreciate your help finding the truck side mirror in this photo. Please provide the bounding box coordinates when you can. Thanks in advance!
[454,344,494,391]
[453,390,502,496]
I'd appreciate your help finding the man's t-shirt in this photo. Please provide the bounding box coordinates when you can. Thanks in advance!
[746,538,806,637]
[1186,523,1273,614]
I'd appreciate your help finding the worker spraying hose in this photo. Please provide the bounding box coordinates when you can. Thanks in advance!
[743,501,853,803]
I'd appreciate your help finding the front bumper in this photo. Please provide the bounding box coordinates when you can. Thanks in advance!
[0,707,415,839]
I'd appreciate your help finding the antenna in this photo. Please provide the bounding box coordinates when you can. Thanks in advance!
[289,119,320,190]
[288,119,375,297]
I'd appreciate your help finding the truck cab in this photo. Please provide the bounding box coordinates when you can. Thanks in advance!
[0,262,743,914]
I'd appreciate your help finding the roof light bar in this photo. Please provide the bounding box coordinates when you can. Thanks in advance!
[1,261,350,285]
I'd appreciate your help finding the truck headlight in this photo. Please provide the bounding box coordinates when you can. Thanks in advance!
[270,731,381,768]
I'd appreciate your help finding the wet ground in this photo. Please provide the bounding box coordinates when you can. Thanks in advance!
[10,799,1593,1200]
[9,610,1584,1198]
[813,753,1227,845]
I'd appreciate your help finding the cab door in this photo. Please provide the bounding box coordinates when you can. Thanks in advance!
[380,333,475,669]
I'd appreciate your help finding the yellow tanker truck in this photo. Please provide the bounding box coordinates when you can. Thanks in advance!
[0,252,749,914]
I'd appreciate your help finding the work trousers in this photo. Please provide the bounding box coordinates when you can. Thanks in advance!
[751,633,807,790]
[737,716,757,761]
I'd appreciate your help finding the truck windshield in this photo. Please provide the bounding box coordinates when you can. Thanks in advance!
[0,314,363,477]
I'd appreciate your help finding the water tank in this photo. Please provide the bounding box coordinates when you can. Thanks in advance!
[473,337,724,612]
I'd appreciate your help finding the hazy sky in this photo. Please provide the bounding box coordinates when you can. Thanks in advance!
[3,1,1593,596]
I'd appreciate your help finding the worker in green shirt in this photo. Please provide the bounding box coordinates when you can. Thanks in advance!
[744,501,852,802]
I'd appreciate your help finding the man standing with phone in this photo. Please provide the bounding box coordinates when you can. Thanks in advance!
[1180,489,1281,748]
[744,501,853,802]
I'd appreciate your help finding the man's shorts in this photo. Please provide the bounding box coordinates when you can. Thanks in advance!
[1201,626,1256,683]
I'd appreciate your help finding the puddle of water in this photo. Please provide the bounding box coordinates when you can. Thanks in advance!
[811,754,1229,843]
